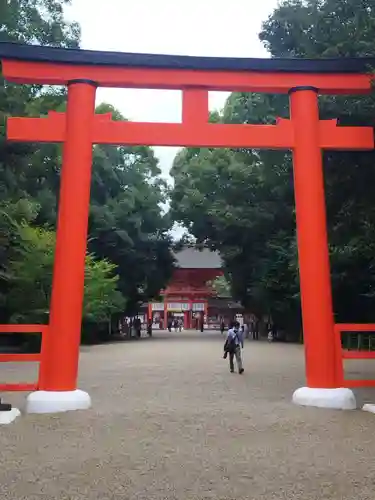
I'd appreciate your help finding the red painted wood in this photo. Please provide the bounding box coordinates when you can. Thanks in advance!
[344,379,375,388]
[8,115,294,148]
[342,350,375,359]
[318,120,374,150]
[335,323,375,332]
[40,82,96,392]
[0,354,40,362]
[2,60,372,94]
[162,268,222,298]
[290,89,337,388]
[0,324,47,334]
[2,56,374,394]
[335,324,375,387]
[0,383,37,392]
[7,113,373,150]
[182,89,209,124]
[0,325,46,391]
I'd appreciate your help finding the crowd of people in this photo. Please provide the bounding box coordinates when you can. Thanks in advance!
[167,317,184,333]
[220,317,280,342]
[118,316,148,338]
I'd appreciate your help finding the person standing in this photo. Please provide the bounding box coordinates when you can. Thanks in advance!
[223,321,244,374]
[242,323,249,339]
[173,318,179,332]
[220,318,225,335]
[253,318,259,340]
[134,317,141,338]
[249,316,254,339]
[147,318,152,337]
[178,317,183,332]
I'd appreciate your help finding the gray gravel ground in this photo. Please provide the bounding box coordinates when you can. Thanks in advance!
[1,330,375,500]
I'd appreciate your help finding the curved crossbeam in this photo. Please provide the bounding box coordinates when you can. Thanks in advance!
[0,42,372,93]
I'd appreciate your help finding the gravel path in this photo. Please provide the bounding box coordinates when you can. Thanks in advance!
[1,330,375,500]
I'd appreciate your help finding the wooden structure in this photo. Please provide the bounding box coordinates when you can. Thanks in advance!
[0,42,375,412]
[148,248,222,329]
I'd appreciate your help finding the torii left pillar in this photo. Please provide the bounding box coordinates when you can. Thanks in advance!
[26,80,97,414]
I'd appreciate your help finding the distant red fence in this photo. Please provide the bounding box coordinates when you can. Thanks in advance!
[335,324,375,388]
[0,324,47,391]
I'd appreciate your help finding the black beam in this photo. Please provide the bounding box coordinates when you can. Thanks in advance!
[0,42,374,74]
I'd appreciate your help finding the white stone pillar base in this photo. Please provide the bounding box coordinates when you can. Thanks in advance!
[0,408,21,424]
[362,403,375,414]
[26,389,91,414]
[293,387,356,410]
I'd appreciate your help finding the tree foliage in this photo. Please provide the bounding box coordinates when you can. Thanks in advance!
[6,223,55,323]
[5,221,124,324]
[0,0,80,47]
[83,255,125,323]
[88,103,175,311]
[0,0,81,321]
[0,1,174,337]
[208,275,232,298]
[171,0,375,332]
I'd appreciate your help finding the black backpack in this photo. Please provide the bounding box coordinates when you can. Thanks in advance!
[224,330,238,353]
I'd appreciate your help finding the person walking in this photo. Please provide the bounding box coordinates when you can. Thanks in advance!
[223,321,244,374]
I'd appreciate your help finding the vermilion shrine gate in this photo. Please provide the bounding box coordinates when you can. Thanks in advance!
[149,248,223,330]
[1,42,375,414]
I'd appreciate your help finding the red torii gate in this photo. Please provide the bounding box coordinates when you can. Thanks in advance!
[0,42,374,414]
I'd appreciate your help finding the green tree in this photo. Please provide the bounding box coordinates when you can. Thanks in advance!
[208,275,232,298]
[171,0,375,332]
[88,104,175,312]
[170,142,298,329]
[259,0,375,323]
[0,0,81,322]
[0,0,80,216]
[0,0,80,46]
[6,224,54,323]
[83,255,125,324]
[259,0,375,58]
[6,223,124,324]
[0,199,43,322]
[0,1,175,321]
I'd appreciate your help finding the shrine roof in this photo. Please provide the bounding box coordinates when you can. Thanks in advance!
[0,42,374,73]
[174,248,222,269]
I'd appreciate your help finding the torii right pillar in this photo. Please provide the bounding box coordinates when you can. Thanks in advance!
[290,86,356,410]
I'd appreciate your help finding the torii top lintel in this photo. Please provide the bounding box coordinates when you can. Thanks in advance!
[0,42,373,94]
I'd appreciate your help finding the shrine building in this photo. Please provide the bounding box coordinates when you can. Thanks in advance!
[148,247,226,329]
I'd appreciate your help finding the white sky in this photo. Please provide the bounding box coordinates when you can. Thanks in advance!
[65,0,277,181]
[65,0,278,238]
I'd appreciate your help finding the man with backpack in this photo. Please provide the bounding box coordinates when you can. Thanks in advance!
[223,321,244,374]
